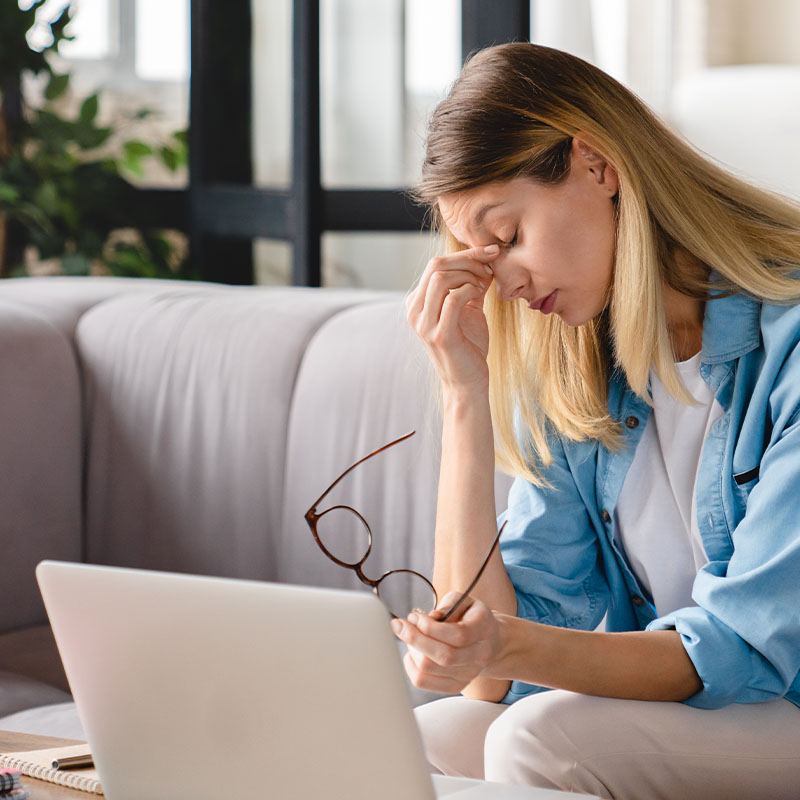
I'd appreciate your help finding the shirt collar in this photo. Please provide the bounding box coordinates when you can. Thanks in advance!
[701,288,761,364]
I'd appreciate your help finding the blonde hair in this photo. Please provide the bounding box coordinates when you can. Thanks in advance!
[415,43,800,484]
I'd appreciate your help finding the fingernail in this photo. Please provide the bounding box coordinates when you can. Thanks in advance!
[407,613,419,626]
[484,244,499,255]
[484,265,493,275]
[391,619,404,635]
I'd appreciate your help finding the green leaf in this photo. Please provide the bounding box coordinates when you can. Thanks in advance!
[159,146,178,172]
[44,72,70,100]
[33,181,60,216]
[79,93,100,125]
[75,125,112,150]
[17,201,54,233]
[122,155,145,178]
[123,140,153,158]
[0,183,21,204]
[60,253,92,276]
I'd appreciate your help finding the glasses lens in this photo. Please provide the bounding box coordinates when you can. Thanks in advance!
[315,507,372,566]
[377,570,437,619]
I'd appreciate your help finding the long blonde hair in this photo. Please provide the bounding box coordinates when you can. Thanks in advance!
[415,43,800,484]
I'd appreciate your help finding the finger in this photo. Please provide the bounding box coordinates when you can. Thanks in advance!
[402,651,469,695]
[405,643,477,684]
[436,592,476,623]
[435,590,471,618]
[409,610,477,650]
[427,283,486,344]
[413,268,490,333]
[408,246,498,319]
[394,617,470,668]
[397,614,484,669]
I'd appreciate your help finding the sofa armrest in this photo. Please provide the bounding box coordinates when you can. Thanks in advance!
[0,302,82,633]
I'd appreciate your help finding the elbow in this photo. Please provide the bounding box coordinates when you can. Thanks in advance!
[462,678,512,703]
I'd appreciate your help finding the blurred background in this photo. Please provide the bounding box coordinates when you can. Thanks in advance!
[2,0,799,288]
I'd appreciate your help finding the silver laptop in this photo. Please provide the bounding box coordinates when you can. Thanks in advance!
[37,561,596,800]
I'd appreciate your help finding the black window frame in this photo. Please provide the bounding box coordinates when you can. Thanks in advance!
[150,0,530,285]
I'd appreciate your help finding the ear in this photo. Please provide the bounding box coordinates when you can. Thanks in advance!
[571,135,619,198]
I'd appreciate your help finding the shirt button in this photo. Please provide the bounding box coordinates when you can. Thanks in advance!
[631,595,645,607]
[625,416,639,429]
[601,510,611,523]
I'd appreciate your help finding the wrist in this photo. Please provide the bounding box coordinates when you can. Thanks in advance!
[441,384,491,417]
[484,612,525,680]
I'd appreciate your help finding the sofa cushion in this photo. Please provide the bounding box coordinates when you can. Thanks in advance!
[0,625,69,693]
[77,286,393,580]
[0,672,71,719]
[0,700,84,740]
[0,276,217,338]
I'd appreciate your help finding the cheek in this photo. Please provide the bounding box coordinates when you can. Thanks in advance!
[566,203,616,282]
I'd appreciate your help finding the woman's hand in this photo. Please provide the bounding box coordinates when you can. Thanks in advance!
[391,592,503,695]
[405,245,499,392]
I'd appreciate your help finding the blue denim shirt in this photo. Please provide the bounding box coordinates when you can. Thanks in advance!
[498,290,800,710]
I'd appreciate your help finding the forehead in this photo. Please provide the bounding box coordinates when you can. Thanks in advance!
[437,180,522,236]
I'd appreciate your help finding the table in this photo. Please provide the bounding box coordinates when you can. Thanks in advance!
[0,731,89,800]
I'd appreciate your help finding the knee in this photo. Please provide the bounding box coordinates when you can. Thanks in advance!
[414,696,506,780]
[484,691,610,793]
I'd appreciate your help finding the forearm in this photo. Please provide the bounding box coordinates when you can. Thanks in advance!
[489,615,703,702]
[433,388,516,612]
[433,389,517,702]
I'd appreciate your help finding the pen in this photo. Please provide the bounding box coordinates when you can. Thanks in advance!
[52,754,94,770]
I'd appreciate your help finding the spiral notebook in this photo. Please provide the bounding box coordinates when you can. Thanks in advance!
[0,744,102,795]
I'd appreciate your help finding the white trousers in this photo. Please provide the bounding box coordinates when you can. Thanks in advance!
[414,691,800,800]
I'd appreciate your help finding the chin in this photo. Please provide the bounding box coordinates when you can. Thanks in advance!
[560,302,606,327]
[556,309,584,327]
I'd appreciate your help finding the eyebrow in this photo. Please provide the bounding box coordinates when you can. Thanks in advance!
[471,202,503,230]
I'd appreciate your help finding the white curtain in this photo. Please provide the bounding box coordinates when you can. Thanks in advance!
[531,0,696,113]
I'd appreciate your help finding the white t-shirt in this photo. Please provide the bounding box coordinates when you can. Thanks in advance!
[614,352,723,616]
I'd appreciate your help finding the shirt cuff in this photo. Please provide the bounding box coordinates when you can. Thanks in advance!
[647,606,780,708]
[500,681,551,706]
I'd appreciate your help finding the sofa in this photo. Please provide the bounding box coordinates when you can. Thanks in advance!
[0,276,513,739]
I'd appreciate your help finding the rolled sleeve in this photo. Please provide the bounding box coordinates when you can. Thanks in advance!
[647,604,786,708]
[649,413,800,708]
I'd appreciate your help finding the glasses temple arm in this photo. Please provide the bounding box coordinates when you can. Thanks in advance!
[307,430,416,511]
[438,520,508,623]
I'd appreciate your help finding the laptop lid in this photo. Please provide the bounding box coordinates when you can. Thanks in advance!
[36,561,437,800]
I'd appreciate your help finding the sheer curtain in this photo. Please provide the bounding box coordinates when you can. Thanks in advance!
[531,0,800,199]
[530,0,702,113]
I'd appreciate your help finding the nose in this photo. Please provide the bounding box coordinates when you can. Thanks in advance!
[492,261,529,303]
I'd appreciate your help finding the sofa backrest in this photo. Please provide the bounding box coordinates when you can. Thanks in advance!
[0,277,513,630]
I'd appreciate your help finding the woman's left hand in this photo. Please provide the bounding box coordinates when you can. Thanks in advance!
[391,593,502,695]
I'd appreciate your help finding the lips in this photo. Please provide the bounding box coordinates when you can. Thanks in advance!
[529,290,558,314]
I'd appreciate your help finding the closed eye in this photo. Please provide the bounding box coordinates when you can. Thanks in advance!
[501,231,518,248]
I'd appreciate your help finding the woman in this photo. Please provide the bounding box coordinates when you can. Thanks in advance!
[395,43,800,799]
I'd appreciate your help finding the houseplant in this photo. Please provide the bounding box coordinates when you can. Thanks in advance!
[0,0,190,279]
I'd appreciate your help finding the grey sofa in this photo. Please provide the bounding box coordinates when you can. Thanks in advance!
[0,276,512,739]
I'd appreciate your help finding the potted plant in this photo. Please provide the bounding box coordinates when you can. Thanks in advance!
[0,1,191,279]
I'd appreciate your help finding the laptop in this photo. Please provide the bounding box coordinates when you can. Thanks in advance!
[36,561,598,800]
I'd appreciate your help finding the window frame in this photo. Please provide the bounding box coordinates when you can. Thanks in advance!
[180,0,530,284]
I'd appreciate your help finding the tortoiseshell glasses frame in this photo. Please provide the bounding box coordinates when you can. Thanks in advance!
[304,430,505,621]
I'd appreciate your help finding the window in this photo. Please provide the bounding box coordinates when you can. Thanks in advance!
[195,0,529,286]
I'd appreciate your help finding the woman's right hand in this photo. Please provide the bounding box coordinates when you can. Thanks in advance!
[405,244,499,392]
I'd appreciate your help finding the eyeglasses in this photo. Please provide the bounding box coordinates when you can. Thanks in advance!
[304,431,505,621]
